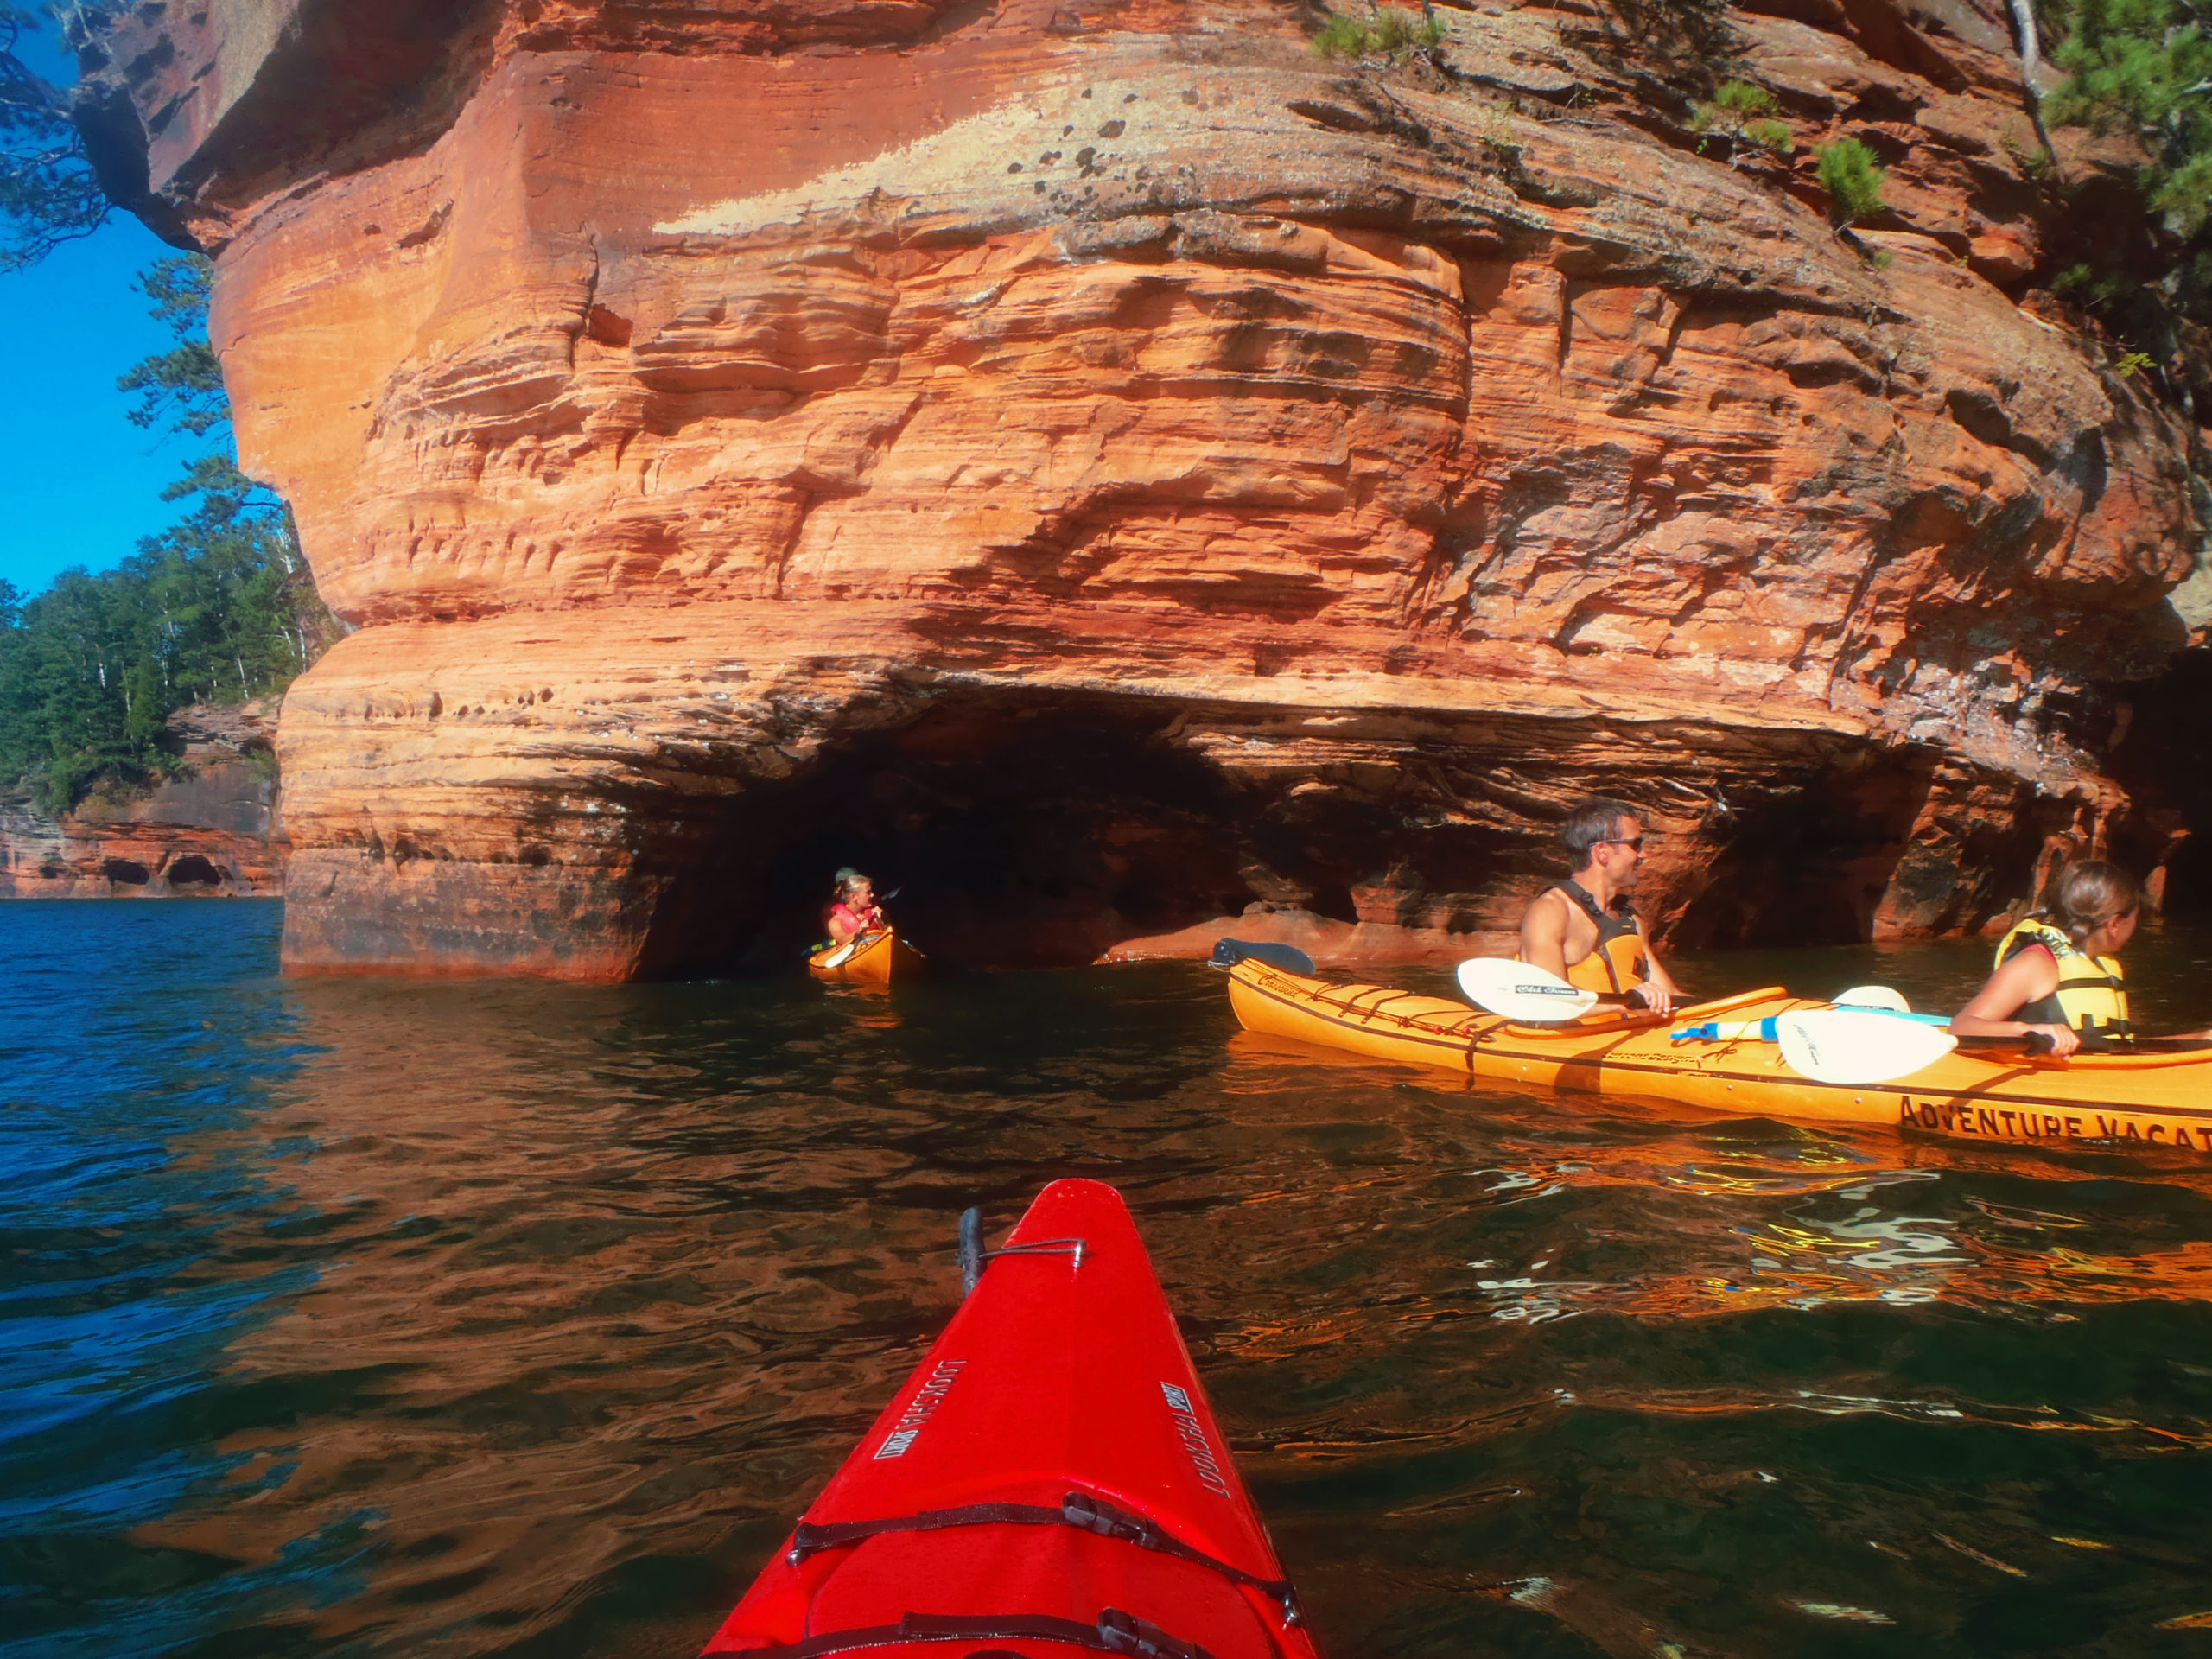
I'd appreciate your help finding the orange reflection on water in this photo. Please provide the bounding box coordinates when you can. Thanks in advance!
[130,975,950,1656]
[1218,1027,2212,1328]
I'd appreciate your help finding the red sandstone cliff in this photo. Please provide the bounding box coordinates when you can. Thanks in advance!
[0,701,285,897]
[71,0,2211,976]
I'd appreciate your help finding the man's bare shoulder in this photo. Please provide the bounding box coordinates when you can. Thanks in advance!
[1521,885,1569,930]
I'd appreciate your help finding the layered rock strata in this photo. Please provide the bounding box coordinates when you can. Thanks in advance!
[76,0,2209,975]
[0,702,284,897]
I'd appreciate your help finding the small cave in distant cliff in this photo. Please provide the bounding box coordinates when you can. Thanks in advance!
[2108,648,2212,915]
[630,691,1529,977]
[101,857,149,887]
[166,855,223,889]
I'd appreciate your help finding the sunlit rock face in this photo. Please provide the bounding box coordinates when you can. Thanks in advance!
[77,0,2205,976]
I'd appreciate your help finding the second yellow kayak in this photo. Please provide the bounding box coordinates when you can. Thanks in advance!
[1225,959,2212,1157]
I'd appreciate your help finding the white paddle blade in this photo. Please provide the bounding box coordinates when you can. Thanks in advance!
[1834,984,1911,1014]
[1777,1009,1957,1086]
[1456,957,1600,1022]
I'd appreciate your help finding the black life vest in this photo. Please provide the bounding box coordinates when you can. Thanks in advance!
[1553,879,1649,995]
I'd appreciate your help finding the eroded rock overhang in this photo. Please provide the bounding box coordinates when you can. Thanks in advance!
[75,0,2208,976]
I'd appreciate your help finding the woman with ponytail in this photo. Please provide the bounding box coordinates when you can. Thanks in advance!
[1954,861,2207,1055]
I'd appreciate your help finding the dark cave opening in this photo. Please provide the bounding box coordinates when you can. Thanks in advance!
[621,693,2031,978]
[1669,750,1937,949]
[1666,745,2045,949]
[643,695,1273,976]
[2109,647,2212,916]
[166,855,223,888]
[633,690,1564,978]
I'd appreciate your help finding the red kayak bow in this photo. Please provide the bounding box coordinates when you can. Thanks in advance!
[701,1179,1318,1659]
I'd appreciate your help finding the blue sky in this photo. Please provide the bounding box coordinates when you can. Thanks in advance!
[0,24,192,598]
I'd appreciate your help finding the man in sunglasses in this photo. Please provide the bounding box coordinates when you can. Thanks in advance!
[1516,797,1679,1016]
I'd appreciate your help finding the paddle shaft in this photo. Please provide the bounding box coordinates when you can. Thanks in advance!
[1955,1032,2209,1056]
[1952,1031,2056,1056]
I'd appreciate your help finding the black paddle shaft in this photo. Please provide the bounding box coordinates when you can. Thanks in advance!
[1955,1032,2209,1056]
[1953,1032,2058,1055]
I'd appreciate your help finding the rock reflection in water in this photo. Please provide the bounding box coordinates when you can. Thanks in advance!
[123,974,983,1656]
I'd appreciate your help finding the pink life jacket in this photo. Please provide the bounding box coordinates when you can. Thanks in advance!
[830,901,879,937]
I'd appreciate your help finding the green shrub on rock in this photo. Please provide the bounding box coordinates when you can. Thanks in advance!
[1311,11,1370,59]
[1690,81,1794,156]
[1745,118,1796,154]
[1311,7,1446,63]
[1816,137,1889,224]
[1709,79,1777,117]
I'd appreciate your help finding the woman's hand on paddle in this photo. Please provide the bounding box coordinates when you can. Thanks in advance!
[1637,978,1675,1017]
[2026,1022,2079,1057]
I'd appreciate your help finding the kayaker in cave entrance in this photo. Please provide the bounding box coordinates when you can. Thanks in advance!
[825,868,889,945]
[1517,797,1681,1017]
[1953,860,2209,1056]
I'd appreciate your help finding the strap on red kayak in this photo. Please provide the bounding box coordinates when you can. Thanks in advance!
[735,1606,1216,1659]
[785,1489,1301,1624]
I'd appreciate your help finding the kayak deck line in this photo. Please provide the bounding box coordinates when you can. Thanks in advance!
[785,1488,1300,1619]
[730,1607,1217,1659]
[1225,962,2212,1154]
[702,1180,1318,1659]
[965,1236,1088,1272]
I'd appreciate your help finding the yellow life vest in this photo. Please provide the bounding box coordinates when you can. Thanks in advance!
[1551,880,1649,995]
[1991,918,2132,1035]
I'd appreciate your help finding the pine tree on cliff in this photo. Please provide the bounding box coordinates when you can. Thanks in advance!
[0,4,105,270]
[2043,0,2212,236]
[2031,0,2212,407]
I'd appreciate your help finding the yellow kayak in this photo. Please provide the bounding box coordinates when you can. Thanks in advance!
[1225,959,2212,1156]
[808,931,926,987]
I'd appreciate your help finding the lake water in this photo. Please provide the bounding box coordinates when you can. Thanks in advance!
[5,900,2211,1658]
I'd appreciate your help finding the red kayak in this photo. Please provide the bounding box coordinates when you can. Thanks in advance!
[701,1179,1319,1659]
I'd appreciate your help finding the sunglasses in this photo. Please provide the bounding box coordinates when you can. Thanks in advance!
[1600,836,1648,851]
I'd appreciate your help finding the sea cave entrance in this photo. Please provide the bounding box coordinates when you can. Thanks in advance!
[2111,646,2212,917]
[644,693,1278,976]
[621,690,2044,979]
